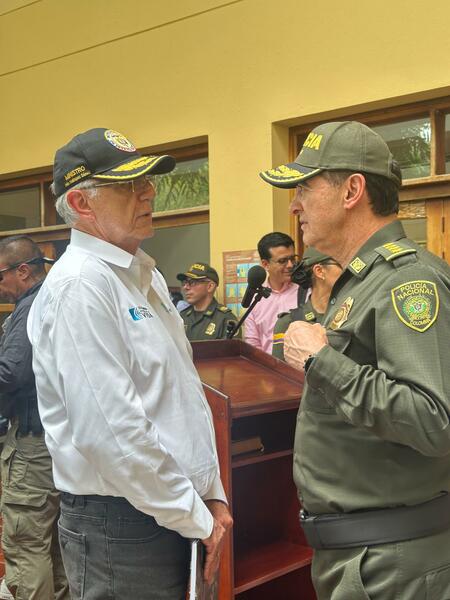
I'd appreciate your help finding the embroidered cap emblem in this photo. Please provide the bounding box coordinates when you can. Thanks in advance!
[104,129,136,153]
[391,280,439,332]
[329,297,354,330]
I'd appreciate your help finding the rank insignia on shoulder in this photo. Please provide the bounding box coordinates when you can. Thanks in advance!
[349,257,366,274]
[205,323,216,336]
[376,242,417,262]
[329,297,354,330]
[391,280,439,332]
[304,311,315,321]
[219,305,229,313]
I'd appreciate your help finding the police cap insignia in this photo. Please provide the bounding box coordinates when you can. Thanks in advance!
[391,280,439,332]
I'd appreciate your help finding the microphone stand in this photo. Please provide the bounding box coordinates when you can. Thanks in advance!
[226,286,272,339]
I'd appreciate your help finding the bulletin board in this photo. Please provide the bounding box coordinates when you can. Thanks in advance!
[222,249,261,317]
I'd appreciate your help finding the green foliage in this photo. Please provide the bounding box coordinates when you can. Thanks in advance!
[154,158,209,212]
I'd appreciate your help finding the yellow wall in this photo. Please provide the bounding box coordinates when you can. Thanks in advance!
[2,0,450,284]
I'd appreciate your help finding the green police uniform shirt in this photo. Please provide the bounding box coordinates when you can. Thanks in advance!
[180,298,238,341]
[272,299,324,361]
[293,221,450,515]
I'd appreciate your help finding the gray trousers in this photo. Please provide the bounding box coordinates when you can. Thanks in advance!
[311,527,450,599]
[59,494,190,600]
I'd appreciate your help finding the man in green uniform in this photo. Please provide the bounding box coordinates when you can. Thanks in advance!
[177,262,238,340]
[260,121,450,599]
[272,248,342,360]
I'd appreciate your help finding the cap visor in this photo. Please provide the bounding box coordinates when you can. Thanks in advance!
[93,154,176,181]
[259,163,322,189]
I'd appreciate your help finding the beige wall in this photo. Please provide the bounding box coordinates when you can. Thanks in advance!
[2,0,450,288]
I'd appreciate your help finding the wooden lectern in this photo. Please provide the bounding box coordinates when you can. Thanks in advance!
[192,339,316,600]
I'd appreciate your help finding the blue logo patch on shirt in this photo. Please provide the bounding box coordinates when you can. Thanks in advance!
[129,306,153,321]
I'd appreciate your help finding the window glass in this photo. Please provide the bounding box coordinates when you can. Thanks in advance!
[154,157,209,212]
[0,186,40,231]
[372,119,431,180]
[445,114,450,174]
[401,217,426,247]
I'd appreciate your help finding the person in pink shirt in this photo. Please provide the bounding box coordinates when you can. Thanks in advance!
[244,232,299,353]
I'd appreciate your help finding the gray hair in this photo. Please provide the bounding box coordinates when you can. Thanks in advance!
[51,179,98,226]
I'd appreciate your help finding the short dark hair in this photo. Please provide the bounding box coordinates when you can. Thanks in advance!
[0,235,46,278]
[257,232,295,261]
[322,160,401,216]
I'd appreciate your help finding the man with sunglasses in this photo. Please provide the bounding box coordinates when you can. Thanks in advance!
[177,263,238,340]
[244,231,299,353]
[0,236,69,600]
[27,129,231,600]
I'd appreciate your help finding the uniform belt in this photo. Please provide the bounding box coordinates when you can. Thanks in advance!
[300,492,450,550]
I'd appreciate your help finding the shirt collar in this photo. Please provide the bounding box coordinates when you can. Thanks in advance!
[16,280,44,306]
[266,277,295,294]
[70,229,155,271]
[345,221,407,279]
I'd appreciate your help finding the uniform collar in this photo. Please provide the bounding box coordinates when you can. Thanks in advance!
[345,221,406,279]
[70,229,155,271]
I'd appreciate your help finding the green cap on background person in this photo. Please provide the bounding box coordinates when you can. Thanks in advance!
[177,263,219,285]
[301,247,332,268]
[259,121,401,189]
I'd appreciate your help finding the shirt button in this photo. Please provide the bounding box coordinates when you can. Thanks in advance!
[330,298,336,305]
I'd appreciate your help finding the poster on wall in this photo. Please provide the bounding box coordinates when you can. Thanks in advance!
[222,249,261,317]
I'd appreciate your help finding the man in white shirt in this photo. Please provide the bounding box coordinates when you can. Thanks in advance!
[244,232,299,353]
[27,128,232,600]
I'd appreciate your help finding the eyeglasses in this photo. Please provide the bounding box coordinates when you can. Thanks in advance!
[270,255,300,266]
[181,279,211,288]
[320,260,342,269]
[89,174,158,194]
[0,257,44,282]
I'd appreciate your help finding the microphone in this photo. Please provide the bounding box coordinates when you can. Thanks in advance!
[241,265,267,308]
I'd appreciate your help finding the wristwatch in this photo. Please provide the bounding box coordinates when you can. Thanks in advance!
[303,354,316,373]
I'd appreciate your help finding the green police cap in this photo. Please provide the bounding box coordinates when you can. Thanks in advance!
[302,247,332,268]
[177,262,219,285]
[259,121,401,189]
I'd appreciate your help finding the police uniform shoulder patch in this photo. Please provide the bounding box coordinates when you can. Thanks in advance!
[375,241,417,262]
[304,311,315,321]
[219,305,230,313]
[391,280,439,332]
[205,323,216,336]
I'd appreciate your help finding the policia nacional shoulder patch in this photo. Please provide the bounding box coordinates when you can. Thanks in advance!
[391,280,439,332]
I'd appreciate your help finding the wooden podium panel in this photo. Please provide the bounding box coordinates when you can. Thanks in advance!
[192,339,316,600]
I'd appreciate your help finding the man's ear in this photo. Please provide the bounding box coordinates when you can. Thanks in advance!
[343,173,366,210]
[261,259,270,271]
[66,189,96,220]
[15,262,33,282]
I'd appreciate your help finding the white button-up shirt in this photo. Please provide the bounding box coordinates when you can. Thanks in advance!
[27,229,225,539]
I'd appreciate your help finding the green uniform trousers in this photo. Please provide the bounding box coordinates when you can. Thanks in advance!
[0,425,69,600]
[312,527,450,599]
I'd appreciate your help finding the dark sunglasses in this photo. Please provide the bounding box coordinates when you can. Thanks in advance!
[0,256,53,282]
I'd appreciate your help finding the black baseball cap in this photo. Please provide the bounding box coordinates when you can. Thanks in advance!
[177,263,219,285]
[260,121,401,189]
[53,128,176,196]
